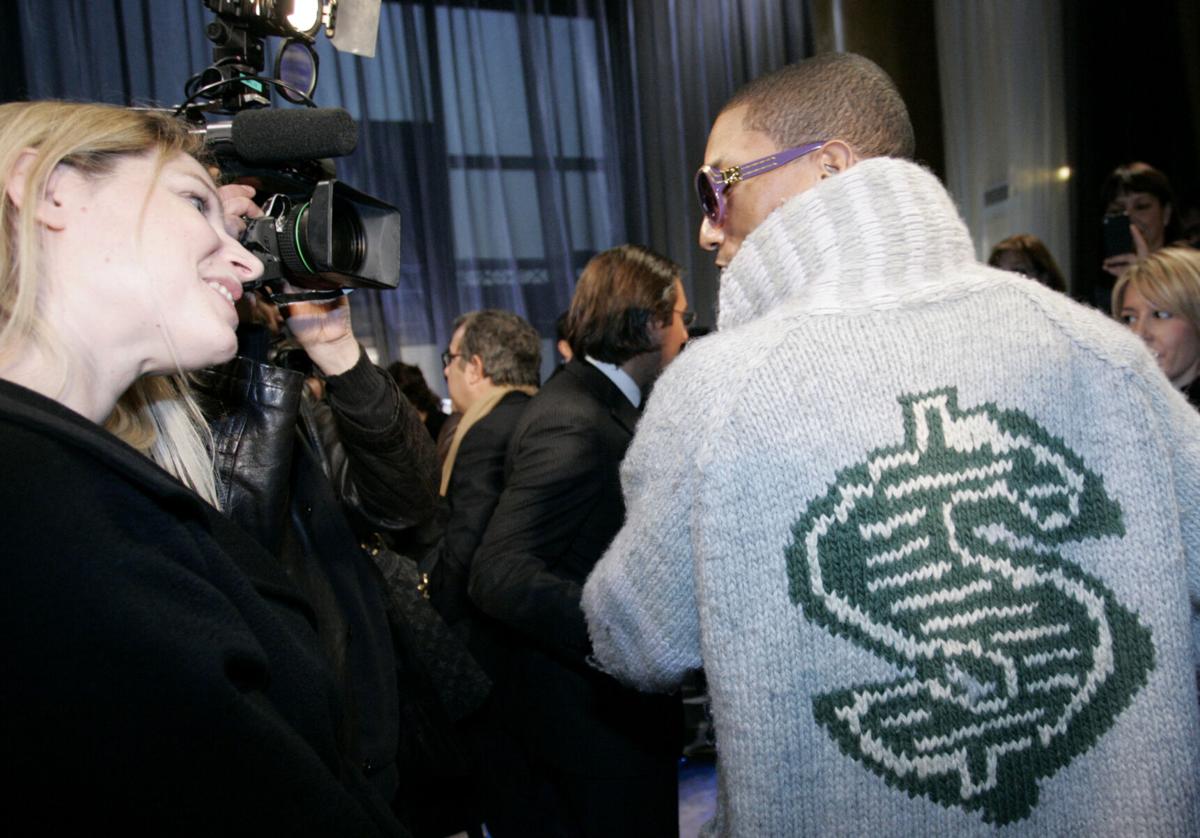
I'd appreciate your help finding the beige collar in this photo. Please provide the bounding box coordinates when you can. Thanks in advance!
[440,383,537,496]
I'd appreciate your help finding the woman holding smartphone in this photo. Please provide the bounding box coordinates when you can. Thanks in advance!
[0,101,403,834]
[1100,161,1179,279]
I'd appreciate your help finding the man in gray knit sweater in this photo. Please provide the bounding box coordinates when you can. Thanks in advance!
[583,53,1200,836]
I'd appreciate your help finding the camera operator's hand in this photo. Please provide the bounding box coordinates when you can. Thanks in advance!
[280,286,361,377]
[1101,222,1150,278]
[218,183,283,332]
[217,183,261,237]
[217,183,360,375]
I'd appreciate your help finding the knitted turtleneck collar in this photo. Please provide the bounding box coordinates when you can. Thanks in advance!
[717,157,983,330]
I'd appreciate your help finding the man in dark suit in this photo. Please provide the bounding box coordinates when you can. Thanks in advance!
[414,309,541,838]
[432,309,541,658]
[469,245,692,837]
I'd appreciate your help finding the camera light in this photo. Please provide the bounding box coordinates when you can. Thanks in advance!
[287,0,322,35]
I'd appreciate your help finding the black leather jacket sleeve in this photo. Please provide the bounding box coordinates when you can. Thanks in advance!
[315,348,440,543]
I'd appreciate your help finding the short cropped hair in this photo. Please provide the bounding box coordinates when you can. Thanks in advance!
[1112,247,1200,331]
[723,52,914,160]
[453,309,541,388]
[567,244,680,366]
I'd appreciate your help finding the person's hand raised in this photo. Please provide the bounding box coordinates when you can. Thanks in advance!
[1102,222,1150,278]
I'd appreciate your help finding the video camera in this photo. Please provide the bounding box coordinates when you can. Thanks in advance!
[179,0,400,299]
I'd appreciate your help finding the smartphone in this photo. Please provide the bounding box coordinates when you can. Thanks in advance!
[1102,213,1135,257]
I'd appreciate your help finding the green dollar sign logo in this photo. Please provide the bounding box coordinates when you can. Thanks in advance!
[785,388,1153,825]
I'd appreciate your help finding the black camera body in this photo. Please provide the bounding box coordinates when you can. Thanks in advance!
[184,0,398,296]
[241,179,401,290]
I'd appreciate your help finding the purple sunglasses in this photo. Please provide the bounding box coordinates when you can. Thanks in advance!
[694,140,826,227]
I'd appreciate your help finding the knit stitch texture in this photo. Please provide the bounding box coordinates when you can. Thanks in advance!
[582,158,1200,836]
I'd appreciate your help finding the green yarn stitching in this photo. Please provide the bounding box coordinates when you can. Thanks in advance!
[784,387,1153,824]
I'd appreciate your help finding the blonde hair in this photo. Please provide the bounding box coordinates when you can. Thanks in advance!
[0,100,222,506]
[1112,247,1200,332]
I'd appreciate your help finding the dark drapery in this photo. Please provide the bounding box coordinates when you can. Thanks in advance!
[13,0,811,387]
[611,0,812,324]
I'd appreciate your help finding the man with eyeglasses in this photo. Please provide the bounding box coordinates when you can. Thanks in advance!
[431,309,541,647]
[469,244,688,837]
[583,52,1200,836]
[390,309,541,836]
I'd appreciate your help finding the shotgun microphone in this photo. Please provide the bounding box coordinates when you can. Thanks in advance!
[202,107,359,162]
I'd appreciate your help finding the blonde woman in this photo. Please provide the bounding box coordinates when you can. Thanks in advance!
[0,101,401,834]
[1113,246,1200,407]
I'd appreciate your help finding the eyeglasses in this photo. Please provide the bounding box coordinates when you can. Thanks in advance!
[694,140,826,227]
[674,309,696,327]
[441,349,462,367]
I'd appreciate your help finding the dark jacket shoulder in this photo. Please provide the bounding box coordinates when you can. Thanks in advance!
[432,389,533,634]
[457,390,531,454]
[0,379,400,835]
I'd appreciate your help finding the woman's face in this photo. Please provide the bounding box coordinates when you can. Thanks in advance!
[48,151,261,375]
[1118,283,1200,389]
[1107,191,1172,251]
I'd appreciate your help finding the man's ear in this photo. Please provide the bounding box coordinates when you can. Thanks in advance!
[5,149,74,231]
[814,140,859,178]
[466,354,486,384]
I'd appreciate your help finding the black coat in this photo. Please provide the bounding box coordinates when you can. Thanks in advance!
[0,379,400,835]
[429,390,531,666]
[195,350,442,814]
[469,361,680,778]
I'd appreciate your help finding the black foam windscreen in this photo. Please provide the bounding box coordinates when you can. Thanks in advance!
[230,107,358,162]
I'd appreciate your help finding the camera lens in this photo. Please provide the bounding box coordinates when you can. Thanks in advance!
[328,197,365,273]
[279,203,317,275]
[278,198,366,278]
[240,181,397,290]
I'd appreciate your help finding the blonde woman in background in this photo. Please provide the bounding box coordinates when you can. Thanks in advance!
[1113,246,1200,408]
[0,101,403,835]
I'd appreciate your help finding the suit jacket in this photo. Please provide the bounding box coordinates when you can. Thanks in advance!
[469,360,680,776]
[430,391,530,668]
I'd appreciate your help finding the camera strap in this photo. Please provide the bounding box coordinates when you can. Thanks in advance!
[268,288,353,306]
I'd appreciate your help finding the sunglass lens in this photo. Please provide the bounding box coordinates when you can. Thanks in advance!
[695,171,720,224]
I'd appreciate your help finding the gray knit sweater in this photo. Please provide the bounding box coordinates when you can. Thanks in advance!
[582,158,1200,836]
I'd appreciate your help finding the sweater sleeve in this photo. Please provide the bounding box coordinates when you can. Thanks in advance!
[582,362,704,692]
[1160,384,1200,669]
